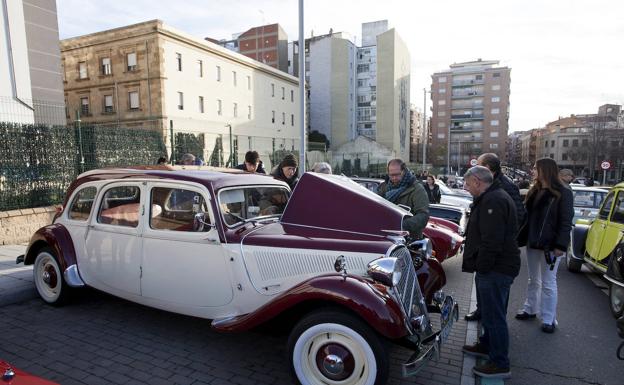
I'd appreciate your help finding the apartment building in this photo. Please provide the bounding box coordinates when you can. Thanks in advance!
[430,59,511,173]
[61,20,300,163]
[0,0,65,124]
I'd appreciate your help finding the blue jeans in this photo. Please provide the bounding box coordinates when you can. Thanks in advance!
[476,271,514,369]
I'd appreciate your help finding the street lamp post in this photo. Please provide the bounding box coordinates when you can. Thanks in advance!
[422,88,428,172]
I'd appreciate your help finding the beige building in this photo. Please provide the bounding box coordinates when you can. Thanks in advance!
[61,20,300,164]
[430,59,511,174]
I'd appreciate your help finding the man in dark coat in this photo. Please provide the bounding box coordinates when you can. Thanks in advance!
[271,154,299,190]
[235,150,266,174]
[461,166,520,379]
[464,152,526,322]
[377,159,429,240]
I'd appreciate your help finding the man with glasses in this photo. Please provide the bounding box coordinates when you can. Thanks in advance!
[377,159,429,240]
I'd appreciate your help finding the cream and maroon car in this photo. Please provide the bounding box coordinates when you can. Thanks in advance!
[18,167,459,385]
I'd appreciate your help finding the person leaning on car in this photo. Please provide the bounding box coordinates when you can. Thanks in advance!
[377,159,429,240]
[464,152,527,322]
[461,165,520,379]
[235,150,266,174]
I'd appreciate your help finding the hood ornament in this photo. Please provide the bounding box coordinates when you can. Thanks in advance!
[334,255,347,280]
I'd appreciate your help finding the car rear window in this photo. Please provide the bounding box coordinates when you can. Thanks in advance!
[573,190,607,208]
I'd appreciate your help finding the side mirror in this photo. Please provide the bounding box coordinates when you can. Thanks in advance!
[193,212,214,232]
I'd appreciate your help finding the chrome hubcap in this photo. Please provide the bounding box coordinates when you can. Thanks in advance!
[322,354,344,375]
[316,343,355,381]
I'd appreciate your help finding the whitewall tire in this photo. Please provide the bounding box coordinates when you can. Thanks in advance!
[33,247,69,305]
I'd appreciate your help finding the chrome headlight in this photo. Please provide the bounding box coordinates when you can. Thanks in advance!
[367,257,404,287]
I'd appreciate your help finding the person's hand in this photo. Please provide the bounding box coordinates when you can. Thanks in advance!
[553,248,565,257]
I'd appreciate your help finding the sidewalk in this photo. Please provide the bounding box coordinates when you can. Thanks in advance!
[0,244,35,306]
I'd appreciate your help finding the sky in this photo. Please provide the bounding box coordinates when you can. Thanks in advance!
[56,0,624,132]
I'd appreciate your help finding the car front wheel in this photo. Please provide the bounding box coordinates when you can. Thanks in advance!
[288,310,388,385]
[609,283,624,318]
[33,247,70,306]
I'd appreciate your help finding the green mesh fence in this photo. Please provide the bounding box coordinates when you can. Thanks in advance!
[0,122,166,211]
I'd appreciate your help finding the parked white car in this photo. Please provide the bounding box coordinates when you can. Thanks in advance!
[436,181,472,211]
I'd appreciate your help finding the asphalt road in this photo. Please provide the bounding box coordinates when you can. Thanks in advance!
[506,249,624,385]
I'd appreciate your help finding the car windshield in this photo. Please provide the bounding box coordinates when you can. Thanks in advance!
[573,190,606,208]
[218,186,290,227]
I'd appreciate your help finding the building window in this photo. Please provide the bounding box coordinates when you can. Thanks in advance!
[551,140,555,147]
[197,60,203,77]
[271,83,275,97]
[439,76,447,83]
[545,141,548,148]
[493,72,501,78]
[271,110,275,123]
[247,75,251,90]
[216,66,221,81]
[562,153,568,161]
[232,71,237,86]
[80,96,90,115]
[127,53,137,71]
[491,108,500,114]
[491,96,500,103]
[490,143,499,149]
[101,57,111,75]
[563,139,569,147]
[291,114,294,126]
[129,91,139,110]
[103,95,114,113]
[438,111,446,117]
[282,112,285,125]
[438,122,445,128]
[176,53,182,71]
[439,88,446,94]
[572,139,579,147]
[177,92,184,110]
[550,153,554,159]
[491,120,499,126]
[217,99,222,115]
[233,103,238,117]
[438,133,446,139]
[291,90,294,102]
[490,131,499,137]
[79,61,87,79]
[247,105,252,120]
[199,96,204,113]
[491,85,500,91]
[582,139,588,146]
[357,64,369,73]
[281,87,285,100]
[438,100,446,105]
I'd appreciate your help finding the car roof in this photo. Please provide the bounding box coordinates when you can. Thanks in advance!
[76,166,287,191]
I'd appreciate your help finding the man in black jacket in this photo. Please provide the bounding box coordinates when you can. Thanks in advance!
[464,152,526,322]
[235,151,266,174]
[461,166,520,379]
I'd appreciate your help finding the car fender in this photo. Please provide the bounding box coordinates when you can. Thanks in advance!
[569,224,590,261]
[24,223,77,271]
[211,274,409,340]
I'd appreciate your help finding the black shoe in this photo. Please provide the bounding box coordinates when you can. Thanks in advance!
[472,361,511,379]
[541,322,555,333]
[515,311,537,320]
[462,342,489,359]
[464,310,481,321]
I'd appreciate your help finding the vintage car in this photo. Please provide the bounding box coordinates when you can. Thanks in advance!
[429,203,469,235]
[18,167,459,385]
[567,182,624,318]
[1,360,58,385]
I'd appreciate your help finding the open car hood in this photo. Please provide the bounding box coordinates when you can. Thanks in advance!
[281,172,407,236]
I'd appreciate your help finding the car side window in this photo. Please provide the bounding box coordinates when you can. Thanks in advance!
[598,191,615,220]
[219,186,289,227]
[150,187,210,232]
[97,186,141,227]
[68,186,97,221]
[610,192,624,224]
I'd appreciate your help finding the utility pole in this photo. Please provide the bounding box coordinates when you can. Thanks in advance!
[298,0,306,176]
[422,88,427,172]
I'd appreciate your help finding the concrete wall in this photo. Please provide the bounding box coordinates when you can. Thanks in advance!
[0,206,56,245]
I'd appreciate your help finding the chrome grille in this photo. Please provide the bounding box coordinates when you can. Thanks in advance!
[391,246,425,320]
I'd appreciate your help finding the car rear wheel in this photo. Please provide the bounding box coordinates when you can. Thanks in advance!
[609,283,624,318]
[566,245,583,273]
[33,247,70,306]
[288,310,388,385]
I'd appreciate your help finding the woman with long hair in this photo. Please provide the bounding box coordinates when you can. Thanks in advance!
[516,157,573,333]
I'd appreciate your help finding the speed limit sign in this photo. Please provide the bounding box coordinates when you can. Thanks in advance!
[601,161,611,170]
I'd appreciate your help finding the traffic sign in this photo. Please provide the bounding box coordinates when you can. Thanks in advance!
[601,161,611,170]
[469,159,478,167]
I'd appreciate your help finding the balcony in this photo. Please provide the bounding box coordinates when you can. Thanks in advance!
[451,113,484,120]
[452,79,485,87]
[451,92,483,99]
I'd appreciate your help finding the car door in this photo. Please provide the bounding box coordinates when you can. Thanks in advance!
[140,182,233,309]
[586,190,616,263]
[597,190,624,269]
[84,182,144,297]
[63,184,98,267]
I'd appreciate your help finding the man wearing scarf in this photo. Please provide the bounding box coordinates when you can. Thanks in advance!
[377,159,430,240]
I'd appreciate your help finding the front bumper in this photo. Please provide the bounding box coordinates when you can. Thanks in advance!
[401,294,459,377]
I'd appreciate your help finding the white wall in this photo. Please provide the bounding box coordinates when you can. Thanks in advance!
[309,37,332,139]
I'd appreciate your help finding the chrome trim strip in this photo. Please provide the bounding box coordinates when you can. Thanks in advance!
[604,274,624,288]
[63,264,85,287]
